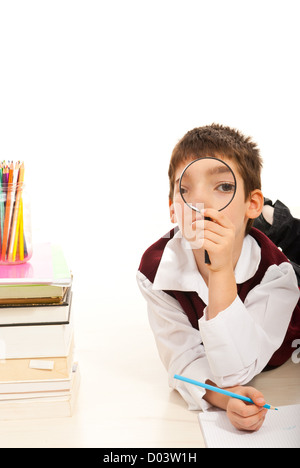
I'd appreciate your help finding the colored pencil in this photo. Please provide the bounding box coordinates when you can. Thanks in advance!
[1,162,14,261]
[0,161,27,263]
[12,199,22,261]
[0,164,4,246]
[19,197,24,261]
[8,162,24,262]
[174,374,278,410]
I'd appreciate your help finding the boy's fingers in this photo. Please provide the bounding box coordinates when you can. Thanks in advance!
[254,397,266,407]
[228,397,268,431]
[244,387,266,408]
[230,411,267,432]
[202,208,234,229]
[192,219,231,237]
[230,398,265,417]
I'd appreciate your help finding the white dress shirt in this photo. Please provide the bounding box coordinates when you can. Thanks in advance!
[137,229,299,411]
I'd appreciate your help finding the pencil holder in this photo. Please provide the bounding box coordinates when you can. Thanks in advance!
[0,180,32,265]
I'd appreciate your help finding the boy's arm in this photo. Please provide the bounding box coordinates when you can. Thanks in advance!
[208,268,237,319]
[201,209,238,319]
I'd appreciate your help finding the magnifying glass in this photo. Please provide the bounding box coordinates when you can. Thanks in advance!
[179,157,237,264]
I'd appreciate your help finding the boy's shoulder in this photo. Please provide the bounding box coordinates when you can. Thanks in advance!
[138,227,179,283]
[237,227,292,302]
[249,227,289,265]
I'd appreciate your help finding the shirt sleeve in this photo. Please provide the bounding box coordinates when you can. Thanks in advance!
[254,200,300,264]
[199,262,300,388]
[136,270,214,411]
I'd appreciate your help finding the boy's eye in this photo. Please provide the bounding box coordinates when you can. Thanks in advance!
[216,183,235,193]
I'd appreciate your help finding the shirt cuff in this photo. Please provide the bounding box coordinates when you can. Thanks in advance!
[171,358,214,412]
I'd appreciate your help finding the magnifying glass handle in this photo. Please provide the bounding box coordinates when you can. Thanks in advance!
[204,250,211,264]
[204,217,211,265]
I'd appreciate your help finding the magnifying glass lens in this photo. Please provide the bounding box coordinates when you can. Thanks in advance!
[179,158,236,212]
[179,158,237,265]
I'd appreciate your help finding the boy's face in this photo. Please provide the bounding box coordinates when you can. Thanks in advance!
[170,156,261,248]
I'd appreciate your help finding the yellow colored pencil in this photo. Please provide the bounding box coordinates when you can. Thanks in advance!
[12,194,22,261]
[19,197,24,261]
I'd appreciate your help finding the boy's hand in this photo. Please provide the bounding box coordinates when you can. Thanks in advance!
[197,208,236,272]
[226,386,268,432]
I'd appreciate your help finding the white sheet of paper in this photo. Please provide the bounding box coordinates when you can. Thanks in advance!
[29,360,54,370]
[198,404,300,448]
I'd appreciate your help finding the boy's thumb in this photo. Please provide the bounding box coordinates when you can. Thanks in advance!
[247,387,266,407]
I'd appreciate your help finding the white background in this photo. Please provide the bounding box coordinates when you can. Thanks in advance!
[0,0,299,341]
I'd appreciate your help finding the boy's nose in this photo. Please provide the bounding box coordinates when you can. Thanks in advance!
[192,188,211,209]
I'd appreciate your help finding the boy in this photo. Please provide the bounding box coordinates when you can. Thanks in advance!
[137,124,300,432]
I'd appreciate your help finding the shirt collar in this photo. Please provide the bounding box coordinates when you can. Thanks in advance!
[152,228,261,303]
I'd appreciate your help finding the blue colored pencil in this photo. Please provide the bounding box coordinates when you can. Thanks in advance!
[174,374,278,410]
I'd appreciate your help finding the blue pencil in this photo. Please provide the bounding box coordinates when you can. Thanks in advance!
[174,374,278,410]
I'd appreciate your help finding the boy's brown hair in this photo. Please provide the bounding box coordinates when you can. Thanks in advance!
[168,123,263,234]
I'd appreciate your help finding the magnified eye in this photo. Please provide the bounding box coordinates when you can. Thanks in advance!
[217,183,235,193]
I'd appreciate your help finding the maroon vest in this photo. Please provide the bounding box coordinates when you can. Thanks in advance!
[139,227,300,368]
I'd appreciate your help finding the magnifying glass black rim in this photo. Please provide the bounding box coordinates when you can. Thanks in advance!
[179,156,237,213]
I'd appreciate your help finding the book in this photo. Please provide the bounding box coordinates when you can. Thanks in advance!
[0,285,69,303]
[198,404,300,448]
[0,303,74,358]
[0,243,71,286]
[0,366,75,394]
[0,244,72,305]
[0,388,73,401]
[0,339,74,390]
[0,362,80,420]
[0,288,72,326]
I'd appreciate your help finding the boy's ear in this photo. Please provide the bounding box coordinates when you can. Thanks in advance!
[169,198,177,224]
[246,189,264,220]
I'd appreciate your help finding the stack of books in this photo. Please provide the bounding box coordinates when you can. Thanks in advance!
[0,243,79,420]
